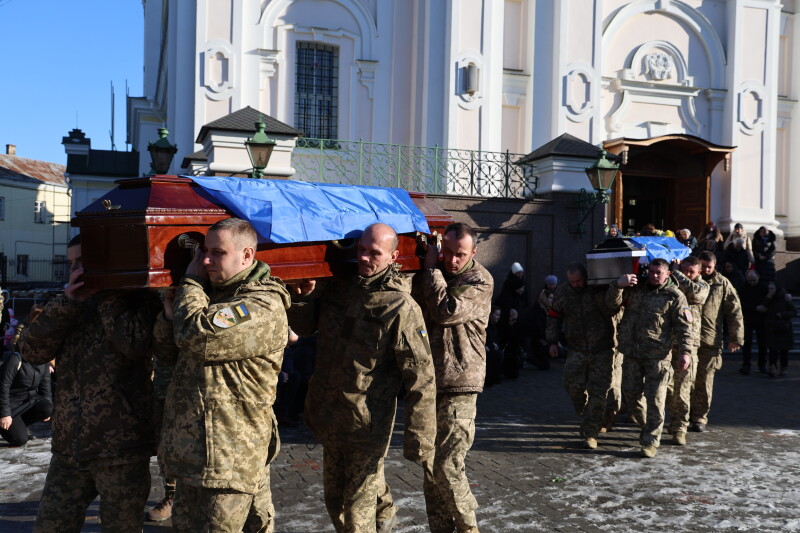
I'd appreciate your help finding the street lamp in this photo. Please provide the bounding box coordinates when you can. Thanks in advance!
[148,128,178,175]
[245,119,276,179]
[570,149,621,237]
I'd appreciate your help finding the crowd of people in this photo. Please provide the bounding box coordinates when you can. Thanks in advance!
[0,216,795,531]
[1,220,491,533]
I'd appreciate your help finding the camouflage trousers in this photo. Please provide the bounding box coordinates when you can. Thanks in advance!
[607,350,623,419]
[171,472,274,533]
[33,453,150,533]
[622,357,674,447]
[322,445,389,533]
[691,347,723,425]
[423,393,478,533]
[666,352,699,433]
[562,349,615,438]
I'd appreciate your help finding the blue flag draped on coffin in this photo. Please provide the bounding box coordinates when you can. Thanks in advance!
[189,176,430,244]
[628,236,692,263]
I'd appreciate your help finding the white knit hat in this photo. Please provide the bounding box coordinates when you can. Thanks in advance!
[510,262,524,274]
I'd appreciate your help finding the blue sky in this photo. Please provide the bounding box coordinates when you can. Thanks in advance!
[0,0,143,164]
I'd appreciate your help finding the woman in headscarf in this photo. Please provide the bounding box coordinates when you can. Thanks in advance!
[753,226,777,281]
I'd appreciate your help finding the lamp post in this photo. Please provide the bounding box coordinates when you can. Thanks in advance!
[570,149,621,237]
[147,128,178,175]
[245,119,276,179]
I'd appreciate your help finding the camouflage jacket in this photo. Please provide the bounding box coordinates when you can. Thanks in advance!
[19,290,161,463]
[545,283,620,353]
[671,271,710,351]
[608,277,692,360]
[158,261,290,494]
[298,265,436,460]
[415,260,493,393]
[699,271,745,349]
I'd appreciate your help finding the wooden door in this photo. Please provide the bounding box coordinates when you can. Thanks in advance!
[670,175,709,236]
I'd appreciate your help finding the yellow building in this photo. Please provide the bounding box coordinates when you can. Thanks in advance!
[0,148,71,285]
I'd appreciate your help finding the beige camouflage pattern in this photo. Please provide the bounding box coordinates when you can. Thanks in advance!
[172,475,275,533]
[611,277,691,447]
[608,277,693,360]
[562,349,616,438]
[546,283,621,438]
[415,260,494,393]
[296,264,436,533]
[423,393,479,533]
[691,272,745,426]
[20,290,161,462]
[698,271,744,349]
[34,454,151,533]
[546,283,619,353]
[322,445,386,533]
[159,260,289,497]
[302,265,436,458]
[622,358,674,446]
[667,271,709,433]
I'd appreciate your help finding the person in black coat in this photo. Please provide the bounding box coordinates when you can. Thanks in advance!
[758,282,796,377]
[739,270,769,375]
[0,349,52,446]
[753,226,777,282]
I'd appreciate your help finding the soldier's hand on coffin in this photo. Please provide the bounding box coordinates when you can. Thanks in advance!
[616,273,638,287]
[162,288,176,321]
[728,342,741,352]
[287,279,316,296]
[64,267,98,303]
[185,246,208,280]
[675,353,691,372]
[423,237,440,269]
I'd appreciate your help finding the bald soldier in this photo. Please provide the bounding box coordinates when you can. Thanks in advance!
[293,223,436,533]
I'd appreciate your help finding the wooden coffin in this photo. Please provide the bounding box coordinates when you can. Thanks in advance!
[72,176,454,289]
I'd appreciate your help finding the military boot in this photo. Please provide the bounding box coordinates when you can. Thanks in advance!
[673,431,687,446]
[640,445,657,458]
[146,496,173,522]
[584,437,598,450]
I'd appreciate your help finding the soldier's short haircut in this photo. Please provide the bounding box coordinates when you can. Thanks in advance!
[650,258,670,269]
[681,255,700,267]
[698,251,717,264]
[566,262,587,279]
[209,218,258,249]
[68,234,81,248]
[363,223,399,252]
[445,222,477,249]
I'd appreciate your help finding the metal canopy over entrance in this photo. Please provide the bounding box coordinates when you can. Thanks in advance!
[603,135,735,236]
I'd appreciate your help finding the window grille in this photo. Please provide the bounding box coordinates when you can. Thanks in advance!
[34,200,46,223]
[295,42,339,140]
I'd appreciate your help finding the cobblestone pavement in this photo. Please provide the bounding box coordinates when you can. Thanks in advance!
[1,353,799,532]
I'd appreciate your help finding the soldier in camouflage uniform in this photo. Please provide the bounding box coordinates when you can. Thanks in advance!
[608,258,692,458]
[19,234,161,532]
[416,222,493,533]
[546,263,621,450]
[690,251,744,432]
[291,223,436,533]
[156,218,291,532]
[666,256,709,445]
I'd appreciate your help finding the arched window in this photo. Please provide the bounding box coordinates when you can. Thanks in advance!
[295,42,339,139]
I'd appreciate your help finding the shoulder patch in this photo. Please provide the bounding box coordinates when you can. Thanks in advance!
[212,304,252,329]
[683,308,693,323]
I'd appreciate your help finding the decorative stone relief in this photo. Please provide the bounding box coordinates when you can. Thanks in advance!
[356,60,378,99]
[563,63,594,122]
[644,51,673,81]
[258,49,279,79]
[738,82,766,135]
[202,40,236,101]
[455,52,484,110]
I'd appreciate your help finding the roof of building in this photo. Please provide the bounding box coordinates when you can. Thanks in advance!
[181,149,208,169]
[195,106,303,143]
[515,133,619,165]
[65,149,140,177]
[0,154,68,187]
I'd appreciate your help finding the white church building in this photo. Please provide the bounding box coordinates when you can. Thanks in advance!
[126,0,799,246]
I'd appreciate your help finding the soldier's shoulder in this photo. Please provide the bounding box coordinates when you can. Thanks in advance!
[462,260,493,288]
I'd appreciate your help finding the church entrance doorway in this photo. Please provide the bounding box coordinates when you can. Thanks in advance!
[603,135,734,237]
